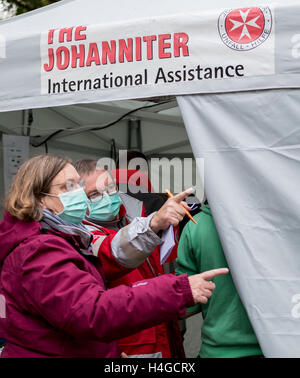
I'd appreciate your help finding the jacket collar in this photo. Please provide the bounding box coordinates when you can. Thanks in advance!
[41,210,93,254]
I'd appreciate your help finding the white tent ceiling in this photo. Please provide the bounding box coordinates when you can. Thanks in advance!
[0,98,192,158]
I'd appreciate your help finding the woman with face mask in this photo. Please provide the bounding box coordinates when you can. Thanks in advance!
[0,155,228,358]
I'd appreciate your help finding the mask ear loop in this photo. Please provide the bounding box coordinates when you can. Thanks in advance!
[40,192,59,198]
[40,192,63,215]
[38,192,61,217]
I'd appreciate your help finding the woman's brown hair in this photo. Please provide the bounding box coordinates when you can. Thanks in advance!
[5,155,71,221]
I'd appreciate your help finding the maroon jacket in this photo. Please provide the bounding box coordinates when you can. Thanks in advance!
[0,212,194,358]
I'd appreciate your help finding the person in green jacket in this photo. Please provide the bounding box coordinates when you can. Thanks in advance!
[176,204,263,358]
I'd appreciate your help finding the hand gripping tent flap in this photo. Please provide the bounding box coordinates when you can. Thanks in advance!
[1,0,300,357]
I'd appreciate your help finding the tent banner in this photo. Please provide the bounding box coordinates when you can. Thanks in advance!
[1,3,300,110]
[177,90,300,357]
[40,7,274,95]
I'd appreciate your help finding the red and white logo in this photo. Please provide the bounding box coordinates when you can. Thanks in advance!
[218,7,272,51]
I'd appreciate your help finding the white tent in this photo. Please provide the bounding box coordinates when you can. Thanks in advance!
[0,0,208,205]
[1,0,300,357]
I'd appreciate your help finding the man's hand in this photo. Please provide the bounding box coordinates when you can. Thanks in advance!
[150,188,194,233]
[188,268,229,304]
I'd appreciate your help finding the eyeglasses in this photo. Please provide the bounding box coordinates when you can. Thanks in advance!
[50,178,86,193]
[88,182,118,201]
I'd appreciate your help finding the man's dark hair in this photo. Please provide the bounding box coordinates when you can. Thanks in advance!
[74,159,97,176]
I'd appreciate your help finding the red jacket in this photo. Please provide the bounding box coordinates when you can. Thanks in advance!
[0,212,194,358]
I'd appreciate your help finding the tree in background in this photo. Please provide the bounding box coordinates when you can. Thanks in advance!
[1,0,61,16]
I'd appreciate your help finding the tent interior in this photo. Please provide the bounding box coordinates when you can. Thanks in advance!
[0,97,203,217]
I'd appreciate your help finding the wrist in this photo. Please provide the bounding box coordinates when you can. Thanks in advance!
[150,214,161,234]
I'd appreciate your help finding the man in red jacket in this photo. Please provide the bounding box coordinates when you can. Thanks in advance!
[75,159,189,358]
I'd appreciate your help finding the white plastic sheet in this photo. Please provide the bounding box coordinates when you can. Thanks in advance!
[178,89,300,357]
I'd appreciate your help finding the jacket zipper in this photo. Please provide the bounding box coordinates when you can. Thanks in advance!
[146,258,159,277]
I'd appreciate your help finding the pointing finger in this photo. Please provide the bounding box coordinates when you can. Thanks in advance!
[199,268,229,281]
[172,187,195,203]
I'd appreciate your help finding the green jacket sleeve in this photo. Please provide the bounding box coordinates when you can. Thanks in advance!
[176,222,201,313]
